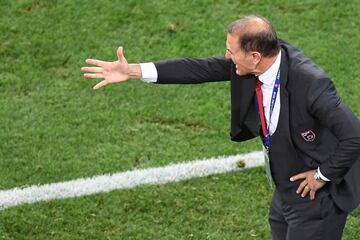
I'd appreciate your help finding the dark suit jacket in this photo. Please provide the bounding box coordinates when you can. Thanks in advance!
[153,41,360,213]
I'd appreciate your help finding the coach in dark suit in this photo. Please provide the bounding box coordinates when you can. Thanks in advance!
[82,16,360,240]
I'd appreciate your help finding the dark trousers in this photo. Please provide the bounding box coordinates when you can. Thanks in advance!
[269,190,348,240]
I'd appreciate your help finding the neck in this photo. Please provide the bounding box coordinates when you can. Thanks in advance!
[253,53,279,76]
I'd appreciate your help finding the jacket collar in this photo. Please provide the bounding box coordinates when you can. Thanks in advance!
[258,51,282,86]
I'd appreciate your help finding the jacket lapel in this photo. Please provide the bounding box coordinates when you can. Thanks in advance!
[277,48,296,146]
[280,48,289,98]
[230,64,258,141]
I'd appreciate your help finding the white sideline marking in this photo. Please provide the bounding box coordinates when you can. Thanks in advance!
[0,151,263,210]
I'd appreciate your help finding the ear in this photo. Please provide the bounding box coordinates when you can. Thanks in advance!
[251,52,262,65]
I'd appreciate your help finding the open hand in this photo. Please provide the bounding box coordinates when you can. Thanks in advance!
[290,169,326,200]
[81,47,130,90]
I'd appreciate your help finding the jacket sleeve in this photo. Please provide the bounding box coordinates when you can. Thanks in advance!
[154,57,232,84]
[308,78,360,183]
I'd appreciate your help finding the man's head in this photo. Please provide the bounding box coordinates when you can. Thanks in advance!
[225,15,280,76]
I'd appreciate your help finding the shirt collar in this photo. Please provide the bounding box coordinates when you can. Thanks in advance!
[258,51,281,86]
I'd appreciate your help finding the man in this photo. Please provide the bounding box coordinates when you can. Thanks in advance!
[81,16,360,240]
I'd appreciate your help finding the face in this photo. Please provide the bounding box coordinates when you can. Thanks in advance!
[225,33,261,76]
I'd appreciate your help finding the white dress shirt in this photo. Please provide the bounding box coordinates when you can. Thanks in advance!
[140,63,158,83]
[257,51,281,136]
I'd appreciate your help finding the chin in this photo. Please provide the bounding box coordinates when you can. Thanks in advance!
[236,70,247,76]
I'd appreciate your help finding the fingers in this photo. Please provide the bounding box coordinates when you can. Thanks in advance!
[297,182,317,199]
[82,64,106,89]
[292,169,322,200]
[93,80,108,90]
[81,67,103,73]
[310,190,316,200]
[82,67,104,79]
[290,172,306,182]
[83,73,104,79]
[301,185,311,198]
[117,46,123,62]
[296,180,308,194]
[85,59,107,67]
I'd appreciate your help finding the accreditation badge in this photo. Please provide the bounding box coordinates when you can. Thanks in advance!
[263,145,275,189]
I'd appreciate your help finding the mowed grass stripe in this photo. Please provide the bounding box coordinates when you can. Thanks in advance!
[0,151,263,210]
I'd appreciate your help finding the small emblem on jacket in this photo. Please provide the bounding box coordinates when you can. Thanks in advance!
[301,130,316,142]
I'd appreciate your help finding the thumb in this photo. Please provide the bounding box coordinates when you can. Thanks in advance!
[117,46,124,62]
[290,172,306,182]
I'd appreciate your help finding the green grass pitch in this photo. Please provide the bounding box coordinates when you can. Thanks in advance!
[0,0,359,239]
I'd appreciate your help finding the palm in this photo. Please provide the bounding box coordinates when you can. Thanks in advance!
[103,59,129,83]
[81,47,130,90]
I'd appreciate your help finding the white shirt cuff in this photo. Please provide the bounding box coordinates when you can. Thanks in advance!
[317,167,331,181]
[140,62,158,83]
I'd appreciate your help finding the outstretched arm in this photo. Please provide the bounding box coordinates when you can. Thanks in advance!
[155,57,231,84]
[82,47,232,89]
[81,47,142,90]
